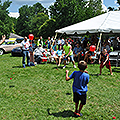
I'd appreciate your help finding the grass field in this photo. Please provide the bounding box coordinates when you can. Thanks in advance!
[0,53,120,120]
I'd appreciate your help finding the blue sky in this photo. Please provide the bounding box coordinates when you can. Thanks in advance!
[2,0,119,18]
[104,0,119,8]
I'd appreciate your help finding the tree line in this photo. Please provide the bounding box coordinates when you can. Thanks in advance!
[0,0,120,39]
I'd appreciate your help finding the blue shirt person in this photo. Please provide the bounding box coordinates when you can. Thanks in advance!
[65,61,89,117]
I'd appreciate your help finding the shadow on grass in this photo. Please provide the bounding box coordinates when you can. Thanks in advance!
[47,108,75,118]
[90,73,113,76]
[89,74,99,76]
[12,65,32,68]
[12,66,23,68]
[66,93,72,95]
[10,55,22,57]
[112,68,120,73]
[9,85,15,88]
[53,66,63,69]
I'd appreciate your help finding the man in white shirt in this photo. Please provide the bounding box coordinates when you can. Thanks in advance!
[21,37,30,68]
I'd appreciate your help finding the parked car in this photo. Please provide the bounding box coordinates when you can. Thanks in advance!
[11,47,23,57]
[0,39,21,55]
[11,42,37,57]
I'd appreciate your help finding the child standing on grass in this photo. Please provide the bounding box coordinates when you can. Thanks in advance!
[65,61,89,117]
[98,48,113,75]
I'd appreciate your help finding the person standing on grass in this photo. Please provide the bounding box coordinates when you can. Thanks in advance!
[63,39,76,69]
[98,48,113,75]
[46,37,51,49]
[37,36,43,47]
[0,35,6,45]
[21,36,30,68]
[65,61,89,117]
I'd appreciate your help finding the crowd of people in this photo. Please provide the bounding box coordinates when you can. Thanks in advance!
[19,35,120,76]
[21,35,120,69]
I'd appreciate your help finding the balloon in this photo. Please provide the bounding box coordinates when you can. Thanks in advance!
[90,45,96,52]
[29,34,34,40]
[112,116,116,119]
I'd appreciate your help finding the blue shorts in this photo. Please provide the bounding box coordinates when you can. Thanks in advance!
[63,55,74,62]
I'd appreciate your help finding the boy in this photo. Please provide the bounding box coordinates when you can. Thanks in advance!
[65,61,89,117]
[98,48,113,75]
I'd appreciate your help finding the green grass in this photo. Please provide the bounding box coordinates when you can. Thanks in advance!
[0,53,120,120]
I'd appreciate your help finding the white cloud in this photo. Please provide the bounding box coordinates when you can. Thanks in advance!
[114,0,117,4]
[8,12,20,18]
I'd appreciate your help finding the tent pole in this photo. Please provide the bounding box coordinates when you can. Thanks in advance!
[52,32,58,46]
[97,33,102,51]
[54,32,58,40]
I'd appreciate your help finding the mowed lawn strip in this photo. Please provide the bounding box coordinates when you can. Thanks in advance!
[0,54,120,120]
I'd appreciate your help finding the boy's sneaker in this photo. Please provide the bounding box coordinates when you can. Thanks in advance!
[63,66,66,69]
[74,112,83,117]
[73,65,76,68]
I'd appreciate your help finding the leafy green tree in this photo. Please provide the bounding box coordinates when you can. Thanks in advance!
[30,2,48,16]
[10,17,17,33]
[0,20,5,36]
[15,5,31,37]
[30,13,49,37]
[0,0,12,37]
[108,7,114,11]
[85,0,102,20]
[117,0,120,5]
[49,0,102,30]
[38,19,56,38]
[15,2,48,37]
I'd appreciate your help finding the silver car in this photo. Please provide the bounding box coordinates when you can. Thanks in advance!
[0,39,21,55]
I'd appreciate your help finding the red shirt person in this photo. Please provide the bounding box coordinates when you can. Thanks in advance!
[98,48,113,75]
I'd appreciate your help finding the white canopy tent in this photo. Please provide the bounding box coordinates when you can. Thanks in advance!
[55,11,120,50]
[55,11,120,34]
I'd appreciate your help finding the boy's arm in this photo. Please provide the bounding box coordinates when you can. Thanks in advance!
[65,70,71,81]
[103,54,109,65]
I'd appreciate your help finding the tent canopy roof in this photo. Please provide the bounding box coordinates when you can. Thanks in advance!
[55,11,120,35]
[9,33,24,39]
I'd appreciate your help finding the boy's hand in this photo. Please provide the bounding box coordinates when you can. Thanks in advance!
[65,70,69,73]
[65,70,70,81]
